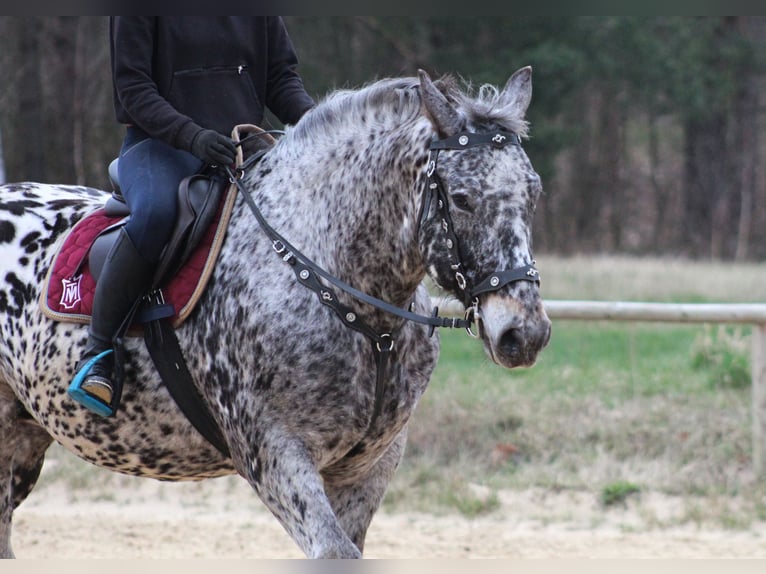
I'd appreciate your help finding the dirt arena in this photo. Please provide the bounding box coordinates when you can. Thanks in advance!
[13,471,766,559]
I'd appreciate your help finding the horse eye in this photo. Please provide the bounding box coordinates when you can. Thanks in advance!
[451,193,474,212]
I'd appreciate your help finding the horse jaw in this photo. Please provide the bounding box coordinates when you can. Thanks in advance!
[477,292,551,368]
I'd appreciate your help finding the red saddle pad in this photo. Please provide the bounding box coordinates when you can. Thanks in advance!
[40,188,234,330]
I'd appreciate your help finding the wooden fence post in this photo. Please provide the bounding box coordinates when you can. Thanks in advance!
[753,323,766,477]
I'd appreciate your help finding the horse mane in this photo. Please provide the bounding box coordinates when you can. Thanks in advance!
[289,74,529,144]
[288,77,421,145]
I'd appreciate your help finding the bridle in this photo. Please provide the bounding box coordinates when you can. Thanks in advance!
[225,127,540,425]
[419,129,541,336]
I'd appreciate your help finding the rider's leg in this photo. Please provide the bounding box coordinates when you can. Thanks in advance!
[69,227,155,415]
[69,127,202,416]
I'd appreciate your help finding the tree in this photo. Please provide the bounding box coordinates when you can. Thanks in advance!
[0,17,118,188]
[2,16,765,260]
[0,127,5,185]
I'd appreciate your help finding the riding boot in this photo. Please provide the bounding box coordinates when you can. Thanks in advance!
[68,227,155,417]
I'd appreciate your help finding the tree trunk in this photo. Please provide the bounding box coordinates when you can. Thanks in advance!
[0,126,5,184]
[733,17,762,261]
[681,114,730,258]
[17,18,44,181]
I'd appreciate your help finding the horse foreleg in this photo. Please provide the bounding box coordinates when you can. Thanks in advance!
[324,429,407,554]
[241,437,362,558]
[0,384,53,559]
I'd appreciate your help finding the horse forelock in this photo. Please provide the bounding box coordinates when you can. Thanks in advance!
[447,77,530,137]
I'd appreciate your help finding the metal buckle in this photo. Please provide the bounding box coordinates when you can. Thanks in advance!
[229,167,245,184]
[455,271,467,291]
[376,333,395,352]
[491,133,507,146]
[464,299,480,338]
[145,288,165,306]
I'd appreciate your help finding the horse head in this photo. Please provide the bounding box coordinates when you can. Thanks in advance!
[417,67,551,368]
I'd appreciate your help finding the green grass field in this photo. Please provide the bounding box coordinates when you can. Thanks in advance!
[384,255,766,525]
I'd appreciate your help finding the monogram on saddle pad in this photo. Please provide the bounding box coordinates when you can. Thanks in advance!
[40,125,269,329]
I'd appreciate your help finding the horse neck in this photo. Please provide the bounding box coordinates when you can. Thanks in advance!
[255,116,433,313]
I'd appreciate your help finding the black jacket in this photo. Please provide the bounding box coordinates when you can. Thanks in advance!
[110,16,315,151]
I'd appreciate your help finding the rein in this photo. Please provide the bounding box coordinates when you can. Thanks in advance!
[225,128,540,426]
[230,139,471,335]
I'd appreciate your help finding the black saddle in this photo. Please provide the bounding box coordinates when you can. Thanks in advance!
[90,160,227,289]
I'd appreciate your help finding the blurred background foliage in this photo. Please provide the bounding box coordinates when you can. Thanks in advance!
[2,16,765,260]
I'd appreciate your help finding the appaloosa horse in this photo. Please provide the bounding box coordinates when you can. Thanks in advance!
[0,68,550,558]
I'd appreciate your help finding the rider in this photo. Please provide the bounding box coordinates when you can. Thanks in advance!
[69,16,315,416]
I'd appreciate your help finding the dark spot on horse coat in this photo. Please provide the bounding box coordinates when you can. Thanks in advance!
[20,232,41,248]
[4,272,32,318]
[0,200,39,216]
[256,370,274,391]
[0,220,15,243]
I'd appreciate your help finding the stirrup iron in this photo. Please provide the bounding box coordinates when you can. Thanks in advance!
[68,349,116,417]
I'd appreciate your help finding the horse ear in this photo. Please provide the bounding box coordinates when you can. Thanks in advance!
[418,69,462,137]
[499,66,533,117]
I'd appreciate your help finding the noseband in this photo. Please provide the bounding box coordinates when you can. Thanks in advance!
[420,130,541,335]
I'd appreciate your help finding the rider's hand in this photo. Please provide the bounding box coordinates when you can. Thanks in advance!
[190,129,237,166]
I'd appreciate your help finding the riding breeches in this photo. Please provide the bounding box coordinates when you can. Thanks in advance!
[117,126,204,263]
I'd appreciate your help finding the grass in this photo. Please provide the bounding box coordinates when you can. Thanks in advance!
[383,254,765,526]
[601,481,642,507]
[534,254,764,303]
[691,326,752,390]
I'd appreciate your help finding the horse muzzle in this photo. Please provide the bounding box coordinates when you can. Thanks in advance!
[477,293,551,368]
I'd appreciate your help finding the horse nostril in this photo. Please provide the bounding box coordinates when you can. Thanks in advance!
[495,321,551,366]
[497,326,524,359]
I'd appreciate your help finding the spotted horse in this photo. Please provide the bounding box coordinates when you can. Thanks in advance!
[0,68,551,558]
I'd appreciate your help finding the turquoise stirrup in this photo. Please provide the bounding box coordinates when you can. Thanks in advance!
[67,349,115,417]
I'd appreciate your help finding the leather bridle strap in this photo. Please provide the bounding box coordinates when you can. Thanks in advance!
[471,265,541,298]
[224,166,471,332]
[429,130,523,151]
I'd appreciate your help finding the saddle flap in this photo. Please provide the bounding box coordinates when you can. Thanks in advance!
[152,168,227,288]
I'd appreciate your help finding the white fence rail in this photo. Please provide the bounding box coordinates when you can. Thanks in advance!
[439,299,766,477]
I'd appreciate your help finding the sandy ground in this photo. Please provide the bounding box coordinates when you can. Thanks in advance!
[11,470,766,559]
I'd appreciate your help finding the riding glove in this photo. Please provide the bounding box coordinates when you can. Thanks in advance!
[190,129,237,166]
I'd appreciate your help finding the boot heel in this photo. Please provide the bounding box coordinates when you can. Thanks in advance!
[68,349,116,417]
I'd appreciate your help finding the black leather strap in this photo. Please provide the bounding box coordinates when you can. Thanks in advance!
[227,166,471,332]
[429,131,522,151]
[143,307,230,458]
[471,264,540,298]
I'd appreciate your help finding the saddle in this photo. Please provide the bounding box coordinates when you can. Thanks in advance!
[40,124,271,329]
